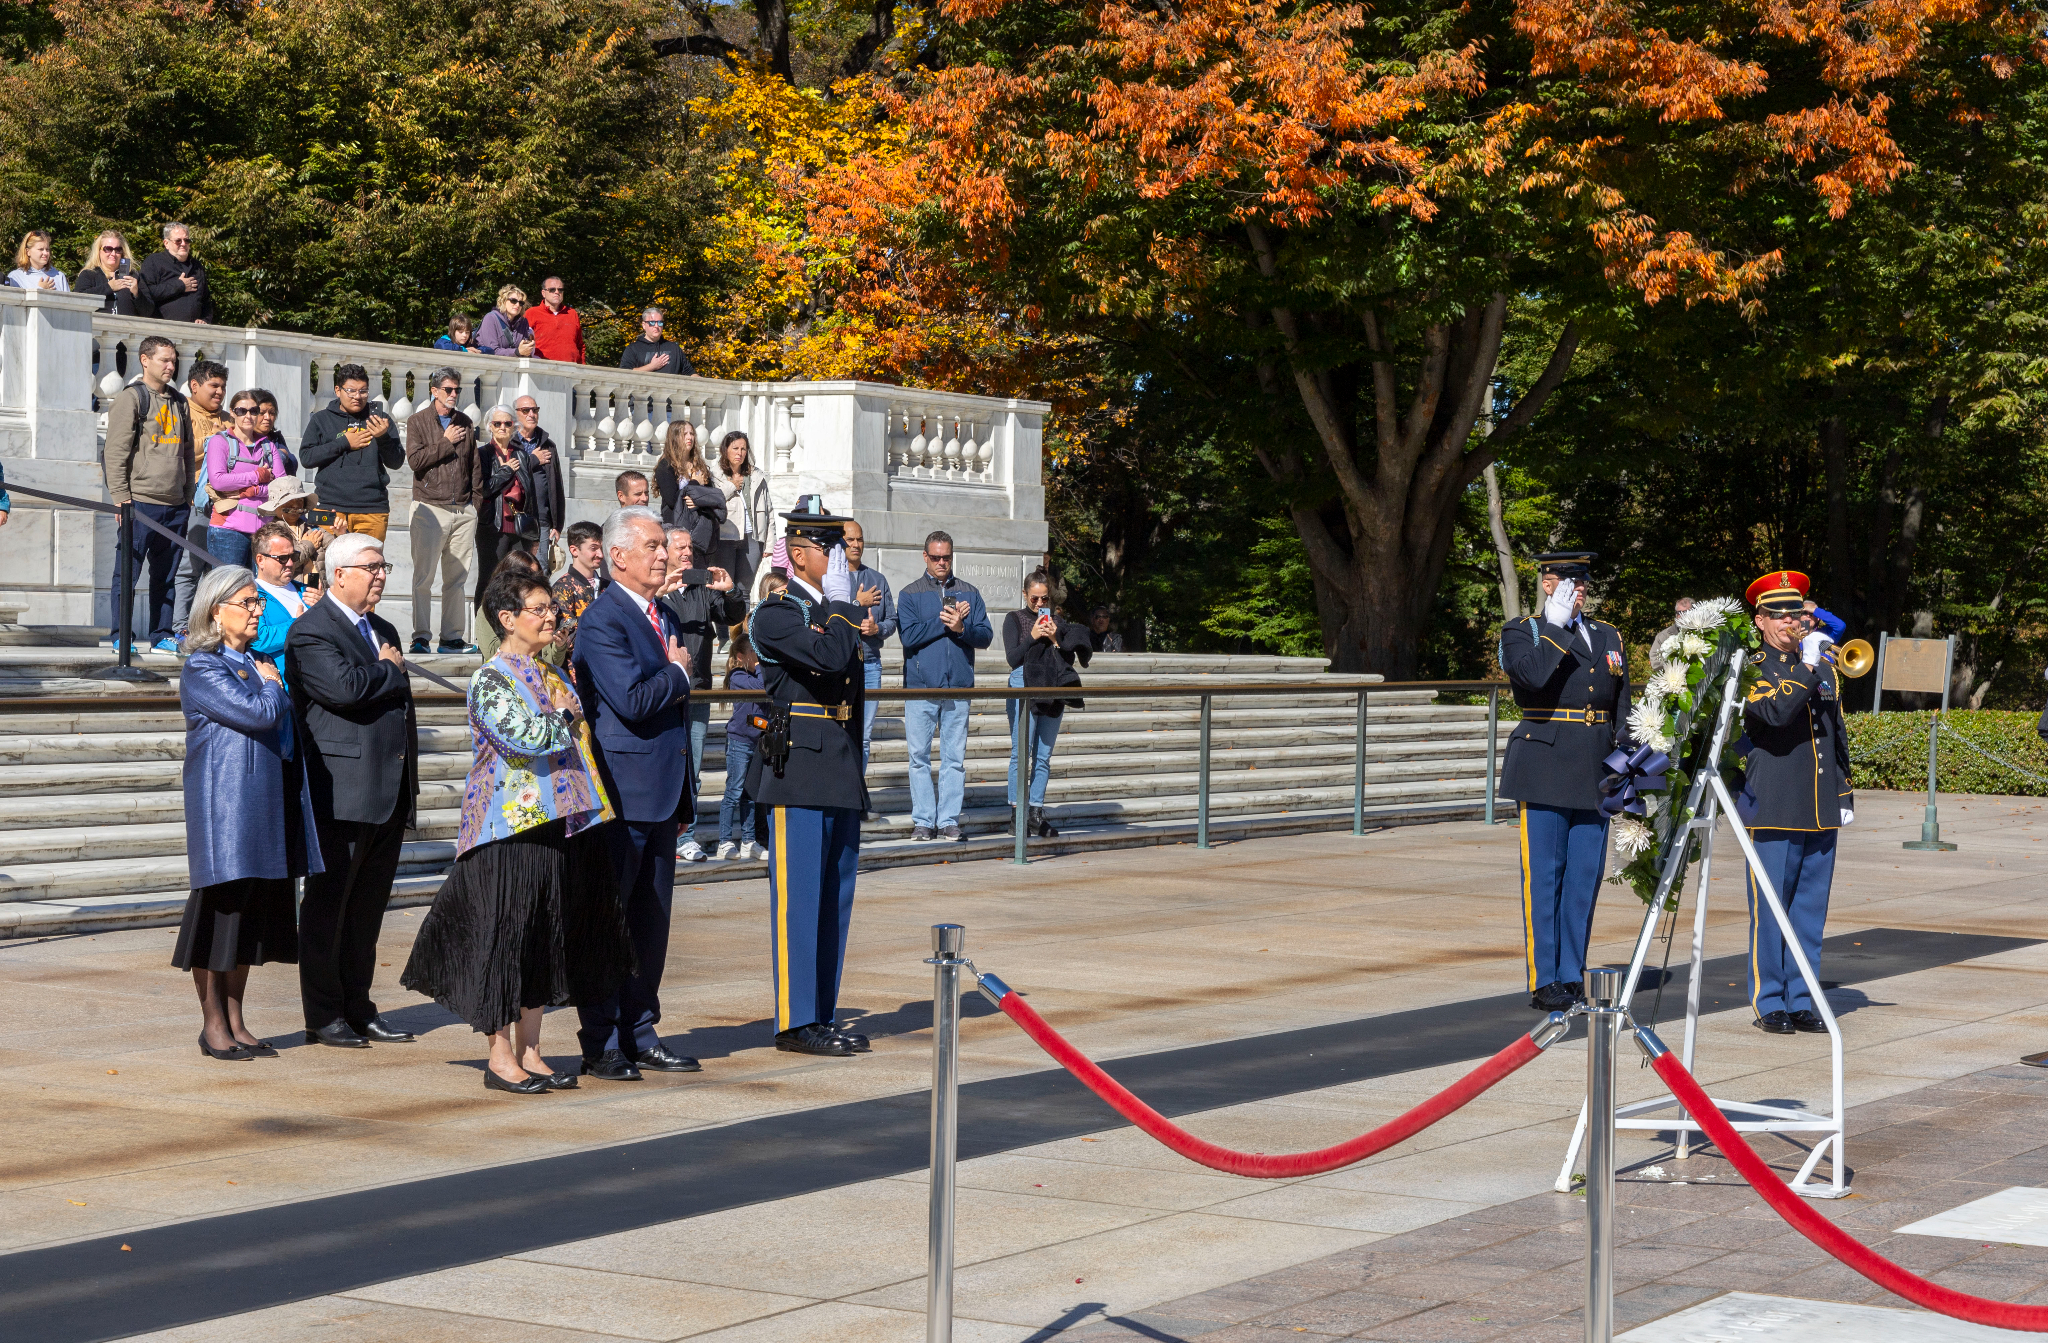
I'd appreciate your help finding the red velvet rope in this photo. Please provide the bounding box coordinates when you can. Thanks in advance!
[995,990,1546,1178]
[1653,1050,2048,1332]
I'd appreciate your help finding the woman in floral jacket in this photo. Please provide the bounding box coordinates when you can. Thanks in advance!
[402,568,631,1095]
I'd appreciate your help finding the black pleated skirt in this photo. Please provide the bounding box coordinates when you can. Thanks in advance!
[172,877,300,972]
[400,820,632,1034]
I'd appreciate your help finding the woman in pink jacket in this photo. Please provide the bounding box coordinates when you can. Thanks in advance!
[202,388,295,569]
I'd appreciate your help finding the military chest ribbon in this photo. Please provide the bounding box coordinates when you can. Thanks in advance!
[1598,743,1670,819]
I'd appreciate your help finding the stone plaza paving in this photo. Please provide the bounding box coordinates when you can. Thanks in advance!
[4,789,2047,1340]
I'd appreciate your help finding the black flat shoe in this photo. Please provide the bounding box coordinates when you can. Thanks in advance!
[484,1068,549,1095]
[526,1068,579,1090]
[580,1049,642,1082]
[776,1023,854,1057]
[235,1038,279,1057]
[1754,1010,1796,1035]
[198,1032,254,1061]
[306,1020,370,1049]
[631,1045,702,1073]
[353,1016,417,1043]
[1788,1009,1829,1033]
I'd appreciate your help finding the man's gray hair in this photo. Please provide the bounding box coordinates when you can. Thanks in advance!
[325,531,385,582]
[185,565,256,655]
[642,306,663,321]
[161,221,190,241]
[428,367,462,392]
[604,506,664,559]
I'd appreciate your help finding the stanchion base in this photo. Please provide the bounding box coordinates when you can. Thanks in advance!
[1902,840,1958,851]
[83,664,167,683]
[2017,1050,2048,1069]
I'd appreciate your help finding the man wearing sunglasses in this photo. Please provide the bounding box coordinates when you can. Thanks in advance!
[524,276,586,364]
[620,307,694,376]
[286,531,421,1051]
[403,369,480,654]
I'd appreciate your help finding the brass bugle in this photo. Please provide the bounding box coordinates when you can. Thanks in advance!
[1828,638,1874,677]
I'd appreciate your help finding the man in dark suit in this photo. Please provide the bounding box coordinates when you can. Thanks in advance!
[287,532,421,1048]
[570,506,703,1081]
[1497,551,1631,1013]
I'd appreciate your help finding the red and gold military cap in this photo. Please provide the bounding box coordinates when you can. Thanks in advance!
[1745,569,1810,614]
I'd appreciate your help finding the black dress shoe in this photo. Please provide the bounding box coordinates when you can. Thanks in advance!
[631,1044,702,1073]
[306,1020,370,1048]
[236,1037,279,1057]
[353,1016,417,1043]
[1529,982,1577,1012]
[484,1068,549,1095]
[580,1049,642,1082]
[830,1026,871,1053]
[1754,1010,1796,1035]
[198,1032,254,1061]
[1788,1009,1829,1033]
[776,1023,854,1056]
[527,1067,580,1090]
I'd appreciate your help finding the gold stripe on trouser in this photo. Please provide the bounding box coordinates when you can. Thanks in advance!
[1520,803,1537,991]
[1747,828,1763,1015]
[773,807,791,1031]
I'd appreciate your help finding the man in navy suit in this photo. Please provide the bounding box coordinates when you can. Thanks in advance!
[570,506,703,1081]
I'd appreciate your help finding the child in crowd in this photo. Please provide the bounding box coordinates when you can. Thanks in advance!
[718,632,767,861]
[435,313,479,353]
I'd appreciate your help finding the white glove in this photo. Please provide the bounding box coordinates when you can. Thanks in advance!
[1799,631,1829,667]
[822,542,854,603]
[1542,578,1576,627]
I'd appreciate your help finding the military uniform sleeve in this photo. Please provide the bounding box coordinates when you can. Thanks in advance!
[1610,628,1633,750]
[754,596,864,674]
[1499,618,1578,690]
[1744,663,1822,728]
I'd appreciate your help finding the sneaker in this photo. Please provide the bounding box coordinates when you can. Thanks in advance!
[409,636,431,655]
[678,839,708,863]
[744,841,768,861]
[151,637,181,655]
[911,826,935,843]
[939,824,964,842]
[714,841,739,861]
[437,639,475,655]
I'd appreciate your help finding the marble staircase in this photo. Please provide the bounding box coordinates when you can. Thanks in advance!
[0,649,1504,937]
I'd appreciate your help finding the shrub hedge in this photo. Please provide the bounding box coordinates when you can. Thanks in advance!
[1843,711,2048,796]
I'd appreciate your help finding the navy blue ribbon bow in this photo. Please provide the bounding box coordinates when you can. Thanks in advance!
[1599,743,1670,818]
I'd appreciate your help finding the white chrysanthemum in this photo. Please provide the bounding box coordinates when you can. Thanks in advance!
[1678,633,1713,658]
[1644,792,1663,817]
[1653,664,1688,697]
[1627,700,1665,742]
[1612,816,1653,859]
[1676,596,1740,631]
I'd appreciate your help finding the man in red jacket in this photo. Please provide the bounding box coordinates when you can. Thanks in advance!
[524,276,586,364]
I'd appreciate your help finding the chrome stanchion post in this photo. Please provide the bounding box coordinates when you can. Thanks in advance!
[926,923,967,1343]
[1353,689,1368,835]
[1485,687,1500,824]
[1584,966,1620,1343]
[1197,693,1212,850]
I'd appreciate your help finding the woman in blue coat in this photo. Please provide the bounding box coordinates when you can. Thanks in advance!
[176,564,323,1060]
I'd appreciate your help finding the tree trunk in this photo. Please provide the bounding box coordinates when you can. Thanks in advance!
[751,0,793,81]
[1483,462,1520,620]
[1820,416,1853,625]
[1864,444,1901,634]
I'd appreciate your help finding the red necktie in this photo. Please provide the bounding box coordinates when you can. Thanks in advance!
[646,599,663,642]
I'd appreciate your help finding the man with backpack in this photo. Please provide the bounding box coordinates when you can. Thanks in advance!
[101,336,193,653]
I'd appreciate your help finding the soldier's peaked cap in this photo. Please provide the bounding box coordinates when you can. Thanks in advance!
[780,495,855,543]
[1745,569,1810,614]
[1535,551,1597,578]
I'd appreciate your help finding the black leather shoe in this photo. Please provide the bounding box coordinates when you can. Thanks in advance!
[198,1032,254,1061]
[527,1067,580,1090]
[305,1020,370,1048]
[484,1068,549,1095]
[1564,981,1585,1001]
[1030,808,1060,838]
[353,1016,417,1043]
[1754,1010,1796,1035]
[580,1049,642,1081]
[236,1037,279,1057]
[776,1023,854,1056]
[1788,1009,1829,1033]
[1529,982,1577,1012]
[830,1025,871,1053]
[632,1044,702,1073]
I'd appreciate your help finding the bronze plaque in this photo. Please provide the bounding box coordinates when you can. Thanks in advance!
[1881,638,1950,695]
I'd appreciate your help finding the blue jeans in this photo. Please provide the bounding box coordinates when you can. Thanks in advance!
[904,694,969,829]
[721,736,756,844]
[685,701,710,841]
[861,658,882,770]
[1005,666,1062,807]
[205,526,252,568]
[111,502,189,645]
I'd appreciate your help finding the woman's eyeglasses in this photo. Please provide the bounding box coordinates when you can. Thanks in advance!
[516,603,562,618]
[223,597,268,614]
[232,405,260,417]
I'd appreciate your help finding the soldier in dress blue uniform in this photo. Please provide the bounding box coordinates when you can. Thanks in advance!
[748,496,872,1057]
[1498,552,1631,1011]
[1737,569,1854,1035]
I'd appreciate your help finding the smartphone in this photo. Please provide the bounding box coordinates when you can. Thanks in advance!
[305,508,337,529]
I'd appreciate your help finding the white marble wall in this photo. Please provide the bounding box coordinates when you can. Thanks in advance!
[0,288,1049,631]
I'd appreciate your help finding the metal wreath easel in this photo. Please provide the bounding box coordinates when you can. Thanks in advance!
[1552,646,1850,1199]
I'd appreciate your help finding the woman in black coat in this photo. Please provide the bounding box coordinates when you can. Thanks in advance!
[1002,569,1092,838]
[474,409,551,606]
[654,421,726,556]
[73,230,154,317]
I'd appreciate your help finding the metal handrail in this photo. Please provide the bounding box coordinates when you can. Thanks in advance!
[0,679,1513,852]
